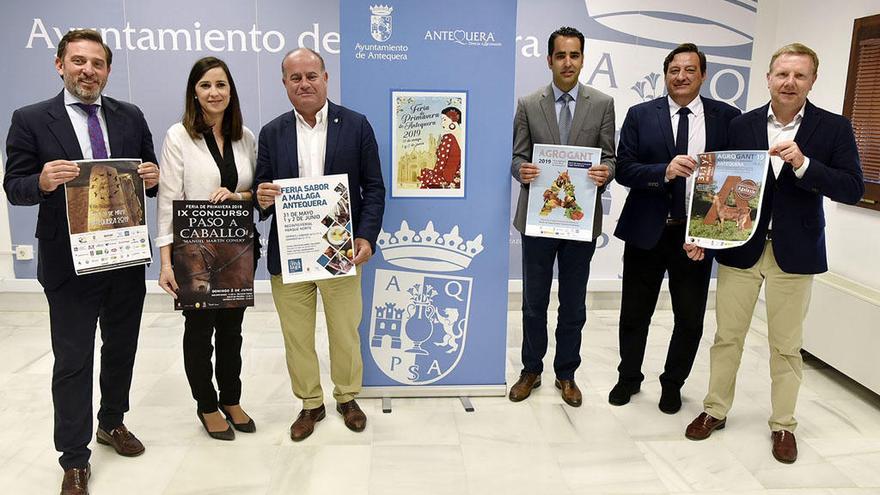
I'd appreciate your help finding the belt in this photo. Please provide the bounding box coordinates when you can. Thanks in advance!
[665,218,686,226]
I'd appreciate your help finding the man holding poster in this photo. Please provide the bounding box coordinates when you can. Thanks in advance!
[4,29,158,494]
[510,27,615,407]
[611,43,740,414]
[255,48,385,441]
[685,44,864,464]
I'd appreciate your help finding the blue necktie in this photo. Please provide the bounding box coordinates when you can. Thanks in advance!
[74,103,109,159]
[670,107,691,219]
[558,93,573,145]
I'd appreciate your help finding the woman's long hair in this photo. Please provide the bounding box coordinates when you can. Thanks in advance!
[182,57,243,141]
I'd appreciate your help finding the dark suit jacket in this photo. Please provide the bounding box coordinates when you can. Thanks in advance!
[511,83,616,240]
[716,100,864,274]
[4,91,157,290]
[614,96,741,250]
[254,101,386,276]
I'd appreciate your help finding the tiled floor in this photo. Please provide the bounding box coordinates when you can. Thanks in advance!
[1,306,879,494]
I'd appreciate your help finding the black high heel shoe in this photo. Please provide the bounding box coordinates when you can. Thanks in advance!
[197,410,235,441]
[220,405,256,433]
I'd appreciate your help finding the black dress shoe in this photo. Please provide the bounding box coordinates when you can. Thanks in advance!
[659,387,682,414]
[608,381,640,406]
[197,411,235,441]
[220,405,256,433]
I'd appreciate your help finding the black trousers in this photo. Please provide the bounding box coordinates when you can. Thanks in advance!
[617,224,712,389]
[182,307,246,413]
[520,234,596,380]
[44,265,145,470]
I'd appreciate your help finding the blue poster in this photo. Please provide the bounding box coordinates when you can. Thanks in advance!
[340,0,517,394]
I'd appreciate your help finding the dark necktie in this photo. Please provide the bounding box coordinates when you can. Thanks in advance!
[558,93,573,145]
[670,106,691,219]
[74,103,109,159]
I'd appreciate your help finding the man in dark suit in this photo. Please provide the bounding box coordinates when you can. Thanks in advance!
[685,43,863,464]
[610,43,740,414]
[509,26,615,407]
[3,29,159,495]
[255,48,385,441]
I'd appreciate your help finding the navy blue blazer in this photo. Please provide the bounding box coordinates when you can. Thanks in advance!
[715,100,864,274]
[254,101,386,276]
[4,91,157,290]
[614,96,741,250]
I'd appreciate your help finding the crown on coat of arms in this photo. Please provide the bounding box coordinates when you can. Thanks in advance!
[377,220,483,272]
[370,5,393,15]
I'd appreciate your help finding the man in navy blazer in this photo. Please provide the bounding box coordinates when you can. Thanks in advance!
[611,44,740,414]
[255,48,384,441]
[4,29,158,494]
[685,43,863,464]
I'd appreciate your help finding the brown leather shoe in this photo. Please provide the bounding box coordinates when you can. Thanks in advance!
[555,379,582,407]
[60,464,90,495]
[96,424,145,456]
[290,404,326,442]
[771,430,798,463]
[685,412,726,440]
[336,400,367,432]
[508,372,541,402]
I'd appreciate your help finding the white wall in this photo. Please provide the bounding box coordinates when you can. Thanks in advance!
[751,0,880,291]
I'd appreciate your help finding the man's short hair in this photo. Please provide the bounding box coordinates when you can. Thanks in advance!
[547,26,584,56]
[769,43,819,74]
[57,29,113,66]
[663,43,706,75]
[281,47,326,77]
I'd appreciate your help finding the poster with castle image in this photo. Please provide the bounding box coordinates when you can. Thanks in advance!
[391,90,466,197]
[64,159,151,275]
[686,151,770,249]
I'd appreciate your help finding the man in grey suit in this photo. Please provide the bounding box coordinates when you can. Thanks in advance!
[509,26,616,407]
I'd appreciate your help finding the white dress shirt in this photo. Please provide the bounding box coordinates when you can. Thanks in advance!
[155,123,257,247]
[767,104,810,180]
[64,89,111,159]
[668,95,706,156]
[295,102,329,178]
[551,82,579,121]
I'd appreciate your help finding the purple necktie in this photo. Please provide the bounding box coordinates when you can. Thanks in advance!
[74,103,109,159]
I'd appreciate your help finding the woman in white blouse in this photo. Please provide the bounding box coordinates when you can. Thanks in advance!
[156,57,257,440]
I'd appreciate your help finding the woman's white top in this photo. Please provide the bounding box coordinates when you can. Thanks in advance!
[155,122,256,247]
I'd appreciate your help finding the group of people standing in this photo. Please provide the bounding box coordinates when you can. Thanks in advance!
[4,29,383,495]
[0,22,865,495]
[509,26,863,468]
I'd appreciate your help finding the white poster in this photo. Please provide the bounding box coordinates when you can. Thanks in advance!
[274,174,355,283]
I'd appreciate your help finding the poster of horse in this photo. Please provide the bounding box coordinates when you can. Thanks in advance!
[172,200,255,310]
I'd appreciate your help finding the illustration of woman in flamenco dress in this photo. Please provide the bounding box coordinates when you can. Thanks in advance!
[417,106,462,189]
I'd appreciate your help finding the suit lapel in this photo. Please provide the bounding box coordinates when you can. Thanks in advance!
[281,112,299,179]
[569,83,591,142]
[655,97,676,157]
[46,92,83,160]
[539,85,561,144]
[794,99,820,146]
[102,96,126,158]
[324,102,341,174]
[751,103,770,149]
[703,97,721,151]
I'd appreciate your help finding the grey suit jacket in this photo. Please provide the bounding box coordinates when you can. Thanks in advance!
[511,83,616,239]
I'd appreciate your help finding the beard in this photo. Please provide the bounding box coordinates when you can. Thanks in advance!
[64,72,105,103]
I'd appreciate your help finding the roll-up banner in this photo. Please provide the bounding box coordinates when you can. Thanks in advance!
[340,0,518,396]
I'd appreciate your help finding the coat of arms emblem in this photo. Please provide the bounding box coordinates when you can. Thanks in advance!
[370,5,393,42]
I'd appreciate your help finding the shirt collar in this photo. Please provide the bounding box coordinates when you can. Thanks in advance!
[294,100,329,128]
[64,88,103,108]
[767,102,806,127]
[551,82,579,102]
[668,95,703,117]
